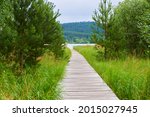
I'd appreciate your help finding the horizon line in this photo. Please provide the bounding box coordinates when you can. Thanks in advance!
[60,21,94,24]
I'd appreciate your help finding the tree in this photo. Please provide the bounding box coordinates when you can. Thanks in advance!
[12,0,65,72]
[137,1,150,57]
[0,0,16,60]
[0,0,65,73]
[92,0,149,59]
[92,0,113,59]
[109,0,149,57]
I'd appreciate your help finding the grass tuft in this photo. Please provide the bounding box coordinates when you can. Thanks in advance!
[74,46,150,100]
[0,48,71,100]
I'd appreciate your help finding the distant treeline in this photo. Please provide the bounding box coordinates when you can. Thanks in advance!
[62,22,103,44]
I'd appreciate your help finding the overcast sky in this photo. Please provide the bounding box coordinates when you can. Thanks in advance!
[49,0,124,23]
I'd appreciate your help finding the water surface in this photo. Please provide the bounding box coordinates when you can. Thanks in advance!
[67,44,95,49]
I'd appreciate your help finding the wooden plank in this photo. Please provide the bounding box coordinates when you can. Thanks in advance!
[60,49,118,100]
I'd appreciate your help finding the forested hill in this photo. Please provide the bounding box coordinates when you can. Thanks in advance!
[62,22,96,44]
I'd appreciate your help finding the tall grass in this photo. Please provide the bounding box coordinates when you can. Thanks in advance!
[74,46,150,100]
[0,48,71,100]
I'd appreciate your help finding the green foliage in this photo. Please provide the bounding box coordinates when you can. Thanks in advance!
[74,46,150,100]
[48,22,65,58]
[93,0,150,59]
[0,0,16,58]
[92,0,112,40]
[137,3,150,57]
[0,0,68,99]
[62,22,100,43]
[92,0,113,58]
[63,22,94,34]
[111,0,149,57]
[0,0,65,73]
[0,48,71,99]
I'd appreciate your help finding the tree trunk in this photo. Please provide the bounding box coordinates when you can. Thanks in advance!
[104,0,107,60]
[19,50,24,74]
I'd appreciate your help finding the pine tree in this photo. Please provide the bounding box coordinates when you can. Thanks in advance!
[92,0,112,59]
[0,0,65,73]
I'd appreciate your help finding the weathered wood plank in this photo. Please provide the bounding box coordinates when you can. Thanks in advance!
[60,49,118,100]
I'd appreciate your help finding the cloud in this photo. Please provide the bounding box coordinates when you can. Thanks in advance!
[49,0,124,23]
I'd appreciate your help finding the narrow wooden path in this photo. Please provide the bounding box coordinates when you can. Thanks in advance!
[61,49,118,100]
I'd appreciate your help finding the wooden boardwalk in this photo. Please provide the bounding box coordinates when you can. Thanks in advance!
[61,49,118,100]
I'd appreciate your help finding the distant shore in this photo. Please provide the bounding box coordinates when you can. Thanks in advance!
[67,44,95,49]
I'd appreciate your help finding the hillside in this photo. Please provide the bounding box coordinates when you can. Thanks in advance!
[62,22,96,44]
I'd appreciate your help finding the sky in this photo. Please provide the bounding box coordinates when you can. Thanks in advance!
[49,0,124,23]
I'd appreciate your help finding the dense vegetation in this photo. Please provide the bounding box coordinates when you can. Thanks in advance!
[74,0,150,100]
[0,48,71,100]
[0,0,65,73]
[62,22,103,43]
[0,0,68,99]
[75,46,150,100]
[92,0,150,59]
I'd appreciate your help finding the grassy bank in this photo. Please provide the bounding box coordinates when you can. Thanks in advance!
[0,48,71,100]
[74,46,150,100]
